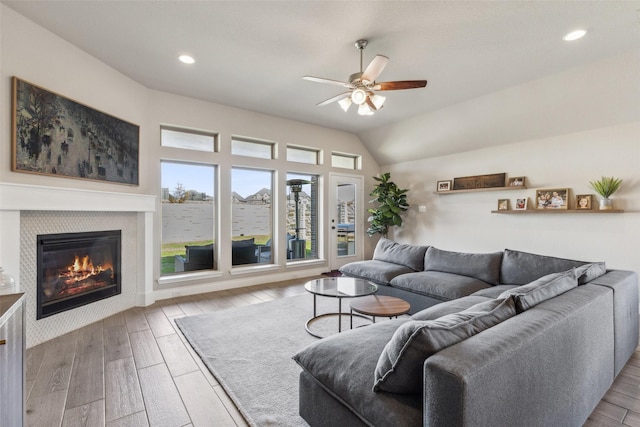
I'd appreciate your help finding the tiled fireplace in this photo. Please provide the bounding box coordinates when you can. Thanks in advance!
[0,183,155,347]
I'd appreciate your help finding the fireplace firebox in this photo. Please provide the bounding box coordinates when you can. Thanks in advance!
[37,230,121,319]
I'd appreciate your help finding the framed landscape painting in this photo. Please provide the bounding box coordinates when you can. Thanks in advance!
[12,77,139,185]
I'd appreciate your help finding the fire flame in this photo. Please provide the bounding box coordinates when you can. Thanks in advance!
[60,255,112,285]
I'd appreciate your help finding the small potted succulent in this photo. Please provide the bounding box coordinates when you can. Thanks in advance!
[589,176,623,210]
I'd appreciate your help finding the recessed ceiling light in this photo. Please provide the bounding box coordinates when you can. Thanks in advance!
[178,54,195,64]
[563,29,587,42]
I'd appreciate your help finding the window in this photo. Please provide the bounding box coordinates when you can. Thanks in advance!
[331,152,360,169]
[287,146,320,165]
[287,173,319,261]
[161,161,216,275]
[232,137,275,159]
[231,168,273,265]
[161,126,217,152]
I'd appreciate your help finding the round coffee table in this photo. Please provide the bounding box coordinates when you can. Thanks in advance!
[304,277,377,338]
[349,295,411,326]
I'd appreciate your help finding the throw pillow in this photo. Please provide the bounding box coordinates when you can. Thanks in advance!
[574,262,607,285]
[372,238,428,272]
[498,270,578,313]
[373,297,516,394]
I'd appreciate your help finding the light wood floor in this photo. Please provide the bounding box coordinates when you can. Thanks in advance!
[24,276,640,427]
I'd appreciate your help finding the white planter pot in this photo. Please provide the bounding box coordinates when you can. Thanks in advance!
[599,198,613,210]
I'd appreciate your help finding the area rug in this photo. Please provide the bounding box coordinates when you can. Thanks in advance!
[175,293,371,427]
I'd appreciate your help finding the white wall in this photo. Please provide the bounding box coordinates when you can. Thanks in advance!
[0,5,380,300]
[386,121,640,275]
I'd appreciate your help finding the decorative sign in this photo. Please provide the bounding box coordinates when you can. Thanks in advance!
[452,173,506,191]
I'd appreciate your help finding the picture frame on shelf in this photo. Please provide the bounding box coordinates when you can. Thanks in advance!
[508,176,525,187]
[436,180,452,192]
[11,76,140,185]
[498,199,510,211]
[536,188,569,210]
[514,197,528,210]
[576,194,593,210]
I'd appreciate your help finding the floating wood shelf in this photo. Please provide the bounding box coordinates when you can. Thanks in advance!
[434,186,527,195]
[491,209,624,214]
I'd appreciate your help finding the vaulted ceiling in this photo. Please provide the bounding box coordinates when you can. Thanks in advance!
[4,1,640,164]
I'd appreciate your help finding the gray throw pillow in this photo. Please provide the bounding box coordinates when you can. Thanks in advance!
[423,246,502,285]
[574,262,607,285]
[373,297,516,394]
[372,238,428,272]
[498,270,578,313]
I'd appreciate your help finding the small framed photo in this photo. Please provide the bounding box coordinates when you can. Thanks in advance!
[497,199,510,211]
[508,176,526,187]
[514,197,528,210]
[575,194,592,210]
[437,180,452,192]
[536,188,569,210]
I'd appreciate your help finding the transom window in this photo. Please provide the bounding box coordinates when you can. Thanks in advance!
[161,126,217,152]
[232,136,275,159]
[287,145,320,165]
[331,152,360,170]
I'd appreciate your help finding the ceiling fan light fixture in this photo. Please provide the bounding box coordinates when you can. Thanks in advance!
[358,103,374,116]
[351,88,367,105]
[338,97,352,112]
[370,94,386,110]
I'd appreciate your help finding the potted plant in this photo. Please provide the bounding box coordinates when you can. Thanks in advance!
[367,172,409,237]
[589,176,623,210]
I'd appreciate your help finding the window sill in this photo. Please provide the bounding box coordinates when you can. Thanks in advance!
[229,264,281,276]
[157,270,223,286]
[286,258,325,268]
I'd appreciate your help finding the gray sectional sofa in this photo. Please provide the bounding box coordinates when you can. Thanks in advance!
[294,238,639,426]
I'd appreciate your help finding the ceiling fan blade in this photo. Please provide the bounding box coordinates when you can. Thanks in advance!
[373,80,427,91]
[317,92,351,107]
[303,76,351,88]
[361,55,389,83]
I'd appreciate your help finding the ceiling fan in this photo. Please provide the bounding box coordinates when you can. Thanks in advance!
[303,39,427,116]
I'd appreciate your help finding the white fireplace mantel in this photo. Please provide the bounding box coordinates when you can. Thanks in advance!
[0,182,156,306]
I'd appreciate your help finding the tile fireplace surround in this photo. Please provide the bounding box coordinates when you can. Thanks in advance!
[0,182,155,347]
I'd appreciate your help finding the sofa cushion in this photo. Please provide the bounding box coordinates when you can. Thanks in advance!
[574,262,607,285]
[500,249,590,285]
[373,238,428,272]
[374,297,517,394]
[424,247,503,285]
[340,260,414,285]
[498,270,578,313]
[390,271,492,302]
[293,319,422,426]
[232,238,255,247]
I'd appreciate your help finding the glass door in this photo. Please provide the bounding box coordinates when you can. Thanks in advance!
[329,174,363,271]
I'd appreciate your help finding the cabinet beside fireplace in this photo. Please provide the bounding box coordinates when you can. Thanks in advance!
[0,293,25,426]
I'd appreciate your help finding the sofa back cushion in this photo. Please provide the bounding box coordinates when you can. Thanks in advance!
[372,238,428,272]
[373,297,516,394]
[498,270,578,313]
[424,247,502,285]
[500,249,590,285]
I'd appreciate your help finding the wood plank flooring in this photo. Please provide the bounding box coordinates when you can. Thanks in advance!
[24,276,640,427]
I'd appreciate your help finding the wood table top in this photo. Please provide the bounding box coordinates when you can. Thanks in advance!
[349,295,411,317]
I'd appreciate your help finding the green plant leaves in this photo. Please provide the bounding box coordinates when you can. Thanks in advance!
[367,172,410,237]
[589,176,622,198]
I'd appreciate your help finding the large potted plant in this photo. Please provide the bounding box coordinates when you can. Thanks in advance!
[367,172,409,237]
[589,176,623,210]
